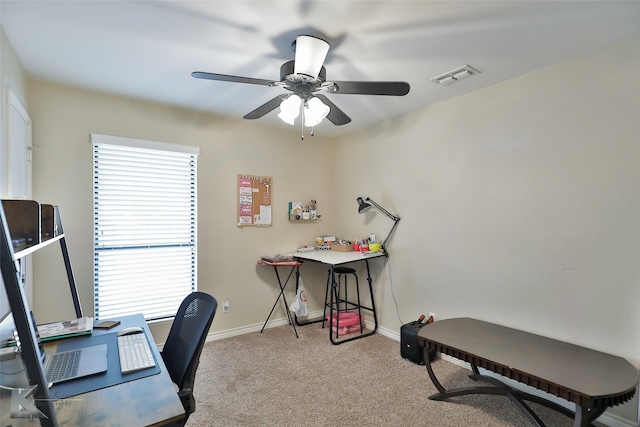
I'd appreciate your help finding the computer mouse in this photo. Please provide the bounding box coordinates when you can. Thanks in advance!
[117,326,144,336]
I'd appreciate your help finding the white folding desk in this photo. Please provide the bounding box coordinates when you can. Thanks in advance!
[293,250,386,344]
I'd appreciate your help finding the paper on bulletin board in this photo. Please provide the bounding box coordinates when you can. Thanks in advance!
[237,174,272,227]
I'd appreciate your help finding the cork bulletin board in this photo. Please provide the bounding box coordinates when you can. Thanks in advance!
[237,174,272,227]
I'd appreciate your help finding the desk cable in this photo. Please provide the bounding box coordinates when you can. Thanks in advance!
[386,257,405,326]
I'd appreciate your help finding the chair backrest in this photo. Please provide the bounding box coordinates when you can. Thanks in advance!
[161,292,217,418]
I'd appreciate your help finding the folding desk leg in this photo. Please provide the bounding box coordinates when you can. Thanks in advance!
[328,266,339,343]
[260,265,299,338]
[275,266,299,338]
[260,282,282,334]
[364,259,378,333]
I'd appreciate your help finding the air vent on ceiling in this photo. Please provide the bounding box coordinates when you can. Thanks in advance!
[431,65,480,86]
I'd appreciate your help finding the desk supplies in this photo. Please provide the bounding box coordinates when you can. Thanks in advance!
[326,312,361,336]
[331,240,354,252]
[289,200,320,221]
[262,253,294,262]
[368,243,381,252]
[37,316,93,342]
[94,320,120,330]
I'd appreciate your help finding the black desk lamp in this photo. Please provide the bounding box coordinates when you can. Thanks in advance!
[356,197,401,251]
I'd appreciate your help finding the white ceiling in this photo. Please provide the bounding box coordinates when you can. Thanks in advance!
[2,1,639,138]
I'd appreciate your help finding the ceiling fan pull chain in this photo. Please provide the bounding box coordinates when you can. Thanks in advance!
[301,104,305,140]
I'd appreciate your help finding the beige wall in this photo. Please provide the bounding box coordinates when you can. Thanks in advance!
[338,37,640,355]
[3,26,638,424]
[333,38,640,423]
[26,81,339,340]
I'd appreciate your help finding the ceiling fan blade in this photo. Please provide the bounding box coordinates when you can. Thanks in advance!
[315,95,351,126]
[243,94,289,120]
[329,81,410,96]
[192,71,274,86]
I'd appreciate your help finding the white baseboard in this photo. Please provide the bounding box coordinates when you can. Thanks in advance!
[204,309,326,342]
[204,311,399,342]
[203,315,635,427]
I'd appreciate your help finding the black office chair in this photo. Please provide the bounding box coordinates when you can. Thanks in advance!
[161,292,217,425]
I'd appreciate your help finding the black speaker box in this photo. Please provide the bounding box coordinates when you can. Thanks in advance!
[401,320,435,365]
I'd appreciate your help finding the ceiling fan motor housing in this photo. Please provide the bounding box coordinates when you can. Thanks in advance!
[280,61,327,94]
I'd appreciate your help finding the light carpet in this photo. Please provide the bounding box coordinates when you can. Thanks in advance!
[187,323,604,426]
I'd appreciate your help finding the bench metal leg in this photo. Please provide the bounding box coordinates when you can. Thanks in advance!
[424,353,601,427]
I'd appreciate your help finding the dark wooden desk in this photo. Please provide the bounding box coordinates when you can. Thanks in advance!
[0,314,184,427]
[417,317,638,427]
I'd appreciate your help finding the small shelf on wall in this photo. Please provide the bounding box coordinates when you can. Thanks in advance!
[288,217,320,223]
[288,199,320,222]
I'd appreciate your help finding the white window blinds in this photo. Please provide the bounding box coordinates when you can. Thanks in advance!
[91,134,198,321]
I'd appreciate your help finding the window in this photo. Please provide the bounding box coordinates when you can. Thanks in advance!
[92,134,198,321]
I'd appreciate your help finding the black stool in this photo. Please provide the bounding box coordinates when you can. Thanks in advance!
[322,266,362,330]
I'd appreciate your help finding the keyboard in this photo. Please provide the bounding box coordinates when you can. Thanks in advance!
[46,349,81,383]
[117,332,156,374]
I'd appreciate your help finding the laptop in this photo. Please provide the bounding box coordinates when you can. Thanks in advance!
[16,311,108,385]
[42,343,108,385]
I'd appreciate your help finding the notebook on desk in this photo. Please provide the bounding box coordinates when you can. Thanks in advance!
[37,316,93,342]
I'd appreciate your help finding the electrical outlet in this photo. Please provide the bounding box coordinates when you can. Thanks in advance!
[429,312,436,322]
[223,299,230,313]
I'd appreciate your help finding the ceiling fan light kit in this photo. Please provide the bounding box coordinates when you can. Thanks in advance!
[192,34,410,138]
[303,97,330,127]
[293,35,330,79]
[277,94,302,125]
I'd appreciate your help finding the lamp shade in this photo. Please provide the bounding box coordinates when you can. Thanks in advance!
[304,97,330,127]
[294,35,330,79]
[356,196,400,250]
[277,94,301,125]
[357,197,372,214]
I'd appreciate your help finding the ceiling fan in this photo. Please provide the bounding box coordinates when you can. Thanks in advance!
[192,35,410,136]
